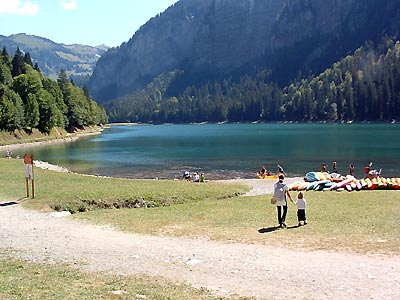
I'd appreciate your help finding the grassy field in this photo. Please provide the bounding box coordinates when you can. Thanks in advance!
[0,255,252,300]
[1,158,400,255]
[76,189,400,254]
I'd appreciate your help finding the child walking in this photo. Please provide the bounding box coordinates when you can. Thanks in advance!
[295,191,307,226]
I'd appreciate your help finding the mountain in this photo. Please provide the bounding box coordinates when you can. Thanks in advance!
[0,33,108,81]
[84,0,400,124]
[88,0,400,106]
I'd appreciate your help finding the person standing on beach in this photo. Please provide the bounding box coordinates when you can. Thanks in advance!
[349,164,355,176]
[332,161,338,173]
[273,174,293,228]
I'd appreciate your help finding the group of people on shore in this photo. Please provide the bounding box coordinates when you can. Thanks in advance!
[4,150,20,159]
[320,161,381,179]
[320,161,355,176]
[258,164,285,177]
[181,170,205,182]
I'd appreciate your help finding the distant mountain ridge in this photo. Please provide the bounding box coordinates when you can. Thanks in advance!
[0,33,108,81]
[88,0,400,104]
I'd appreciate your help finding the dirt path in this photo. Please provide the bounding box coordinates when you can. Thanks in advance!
[1,201,399,300]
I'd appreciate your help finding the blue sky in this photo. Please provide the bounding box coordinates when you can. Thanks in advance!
[0,0,179,47]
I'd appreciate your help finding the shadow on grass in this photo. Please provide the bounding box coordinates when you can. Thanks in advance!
[259,224,303,233]
[258,226,280,233]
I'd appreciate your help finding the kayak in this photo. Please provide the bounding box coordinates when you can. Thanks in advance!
[257,174,278,179]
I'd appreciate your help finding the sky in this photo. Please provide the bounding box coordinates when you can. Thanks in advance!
[0,0,179,47]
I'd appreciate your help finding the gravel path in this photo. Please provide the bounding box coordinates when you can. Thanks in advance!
[1,199,399,300]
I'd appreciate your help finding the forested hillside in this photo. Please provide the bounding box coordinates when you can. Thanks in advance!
[90,0,400,123]
[105,39,400,123]
[0,47,107,133]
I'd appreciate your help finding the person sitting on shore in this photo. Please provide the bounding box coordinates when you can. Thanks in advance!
[364,162,373,176]
[364,162,381,179]
[200,173,205,182]
[181,170,191,181]
[277,164,285,175]
[192,172,200,182]
[258,165,267,177]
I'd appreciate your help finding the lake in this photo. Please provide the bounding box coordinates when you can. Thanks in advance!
[13,123,400,180]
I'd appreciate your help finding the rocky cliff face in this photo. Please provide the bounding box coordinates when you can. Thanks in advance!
[189,0,283,72]
[88,0,400,103]
[88,0,287,102]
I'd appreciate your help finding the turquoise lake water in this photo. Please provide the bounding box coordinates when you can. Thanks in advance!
[14,123,400,179]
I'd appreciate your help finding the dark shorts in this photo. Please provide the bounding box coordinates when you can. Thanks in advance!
[297,209,306,221]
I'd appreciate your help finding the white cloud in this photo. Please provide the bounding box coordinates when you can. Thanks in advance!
[61,0,78,11]
[0,0,39,16]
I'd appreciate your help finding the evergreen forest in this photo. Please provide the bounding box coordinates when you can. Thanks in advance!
[105,38,400,124]
[0,47,107,133]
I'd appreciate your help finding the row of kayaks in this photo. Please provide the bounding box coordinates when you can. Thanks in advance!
[290,175,400,191]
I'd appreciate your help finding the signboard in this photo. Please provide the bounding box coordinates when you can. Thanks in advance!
[24,155,34,180]
[23,154,34,198]
[23,155,33,164]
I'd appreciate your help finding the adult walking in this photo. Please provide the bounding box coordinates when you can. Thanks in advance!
[273,174,293,228]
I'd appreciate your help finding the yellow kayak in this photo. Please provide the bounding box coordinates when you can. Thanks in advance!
[257,173,279,179]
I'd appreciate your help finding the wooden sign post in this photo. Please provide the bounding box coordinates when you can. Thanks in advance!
[24,154,34,198]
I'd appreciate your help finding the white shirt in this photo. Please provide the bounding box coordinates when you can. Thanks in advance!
[295,198,307,209]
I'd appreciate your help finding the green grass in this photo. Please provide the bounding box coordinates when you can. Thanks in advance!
[0,158,248,213]
[1,158,400,254]
[77,190,400,254]
[0,256,253,300]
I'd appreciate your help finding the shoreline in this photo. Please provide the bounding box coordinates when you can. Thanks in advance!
[31,158,303,196]
[0,126,106,152]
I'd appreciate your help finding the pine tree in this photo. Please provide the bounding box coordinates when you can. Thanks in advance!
[24,52,33,66]
[33,63,40,72]
[11,48,26,77]
[1,46,11,68]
